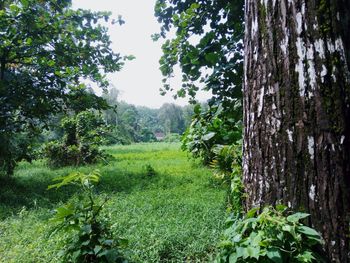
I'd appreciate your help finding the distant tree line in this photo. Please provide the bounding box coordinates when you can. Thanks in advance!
[101,87,195,144]
[42,87,196,146]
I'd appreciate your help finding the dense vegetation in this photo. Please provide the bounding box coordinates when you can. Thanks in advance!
[1,0,346,261]
[100,87,195,145]
[0,143,226,262]
[0,0,126,176]
[155,1,331,262]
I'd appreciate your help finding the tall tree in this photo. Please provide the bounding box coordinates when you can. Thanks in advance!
[158,103,185,134]
[243,1,350,261]
[0,0,126,175]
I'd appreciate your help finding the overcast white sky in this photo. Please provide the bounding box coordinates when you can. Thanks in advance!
[72,0,210,108]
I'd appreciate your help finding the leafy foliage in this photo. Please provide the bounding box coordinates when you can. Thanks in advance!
[215,206,327,263]
[44,110,109,167]
[157,103,186,134]
[0,0,127,175]
[162,133,182,142]
[155,2,245,202]
[0,143,226,262]
[0,132,39,176]
[155,0,244,108]
[210,140,243,212]
[102,88,194,144]
[182,103,242,164]
[49,170,128,263]
[144,164,157,177]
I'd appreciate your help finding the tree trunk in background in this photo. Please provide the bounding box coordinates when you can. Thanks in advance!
[243,0,350,261]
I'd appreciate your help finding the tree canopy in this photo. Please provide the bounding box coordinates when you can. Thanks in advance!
[0,0,127,175]
[155,0,244,109]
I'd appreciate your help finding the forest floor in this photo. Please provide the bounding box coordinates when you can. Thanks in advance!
[0,142,226,262]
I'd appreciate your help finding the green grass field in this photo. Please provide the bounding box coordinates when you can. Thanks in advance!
[0,143,227,262]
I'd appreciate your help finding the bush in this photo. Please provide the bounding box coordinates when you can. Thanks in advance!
[163,133,181,143]
[215,206,326,263]
[210,140,243,211]
[103,128,133,145]
[144,164,156,177]
[48,170,129,263]
[139,128,157,142]
[182,103,242,164]
[44,110,109,167]
[0,132,39,176]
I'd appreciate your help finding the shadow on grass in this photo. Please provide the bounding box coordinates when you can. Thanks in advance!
[0,167,159,219]
[0,162,191,219]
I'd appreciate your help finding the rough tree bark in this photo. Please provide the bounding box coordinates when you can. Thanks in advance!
[243,0,350,262]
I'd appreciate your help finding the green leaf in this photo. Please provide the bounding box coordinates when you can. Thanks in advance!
[236,246,244,258]
[297,226,322,240]
[247,246,260,259]
[81,224,92,234]
[94,245,102,254]
[296,250,315,262]
[119,238,129,247]
[229,253,238,263]
[242,247,250,259]
[267,248,282,263]
[202,132,215,141]
[205,52,219,65]
[275,204,287,212]
[81,240,90,246]
[282,224,293,234]
[232,234,242,243]
[72,250,81,260]
[26,38,33,45]
[53,205,74,220]
[47,60,56,67]
[105,249,118,262]
[246,207,259,218]
[9,4,20,13]
[287,212,309,223]
[21,0,29,7]
[193,104,201,114]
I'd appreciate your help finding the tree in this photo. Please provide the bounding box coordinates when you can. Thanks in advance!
[0,0,126,175]
[155,0,244,155]
[243,1,350,261]
[155,0,244,109]
[158,103,185,134]
[102,87,119,126]
[44,110,107,167]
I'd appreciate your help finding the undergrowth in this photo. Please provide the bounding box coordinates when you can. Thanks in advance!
[0,143,226,262]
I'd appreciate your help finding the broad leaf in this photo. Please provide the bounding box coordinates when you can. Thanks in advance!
[287,212,309,223]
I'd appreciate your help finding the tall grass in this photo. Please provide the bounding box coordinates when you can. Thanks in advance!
[0,143,226,262]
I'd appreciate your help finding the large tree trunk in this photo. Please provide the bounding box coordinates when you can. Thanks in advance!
[243,0,350,262]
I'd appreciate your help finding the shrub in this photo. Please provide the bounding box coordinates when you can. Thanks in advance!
[44,110,109,167]
[0,132,40,176]
[163,133,181,143]
[181,103,242,164]
[144,164,157,177]
[210,140,243,212]
[103,127,133,145]
[48,170,128,263]
[215,206,327,263]
[139,128,157,142]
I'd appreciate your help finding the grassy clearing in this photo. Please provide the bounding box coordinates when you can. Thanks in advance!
[0,143,226,262]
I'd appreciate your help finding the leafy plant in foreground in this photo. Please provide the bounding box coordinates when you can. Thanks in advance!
[215,206,327,263]
[210,140,244,212]
[48,170,128,263]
